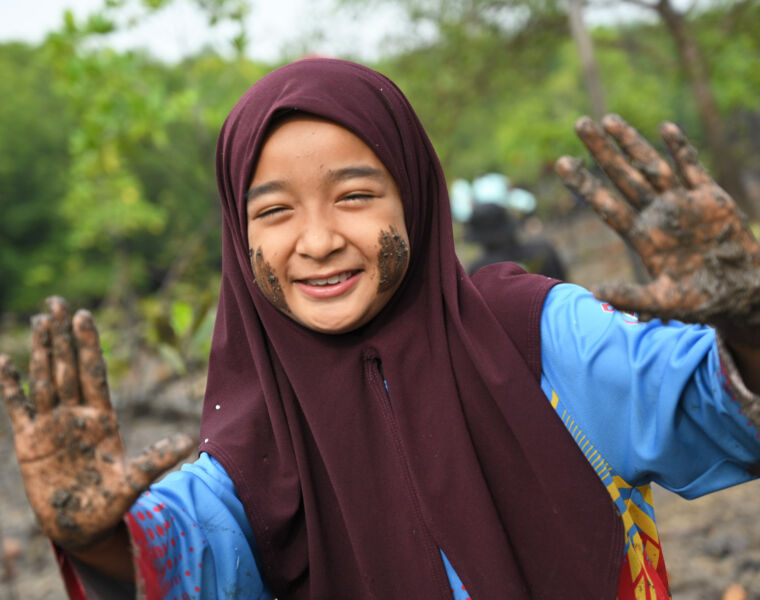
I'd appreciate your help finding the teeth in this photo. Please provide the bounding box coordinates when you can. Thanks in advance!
[306,272,352,286]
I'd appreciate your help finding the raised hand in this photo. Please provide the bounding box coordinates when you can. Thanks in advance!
[0,297,194,552]
[555,114,760,344]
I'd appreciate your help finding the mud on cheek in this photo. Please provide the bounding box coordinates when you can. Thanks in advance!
[377,226,410,293]
[251,247,290,312]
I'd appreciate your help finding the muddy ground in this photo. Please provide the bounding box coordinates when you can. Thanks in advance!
[2,210,760,599]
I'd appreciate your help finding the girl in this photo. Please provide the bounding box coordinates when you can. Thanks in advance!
[2,58,760,599]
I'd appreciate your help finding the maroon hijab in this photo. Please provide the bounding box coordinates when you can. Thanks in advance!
[200,58,622,599]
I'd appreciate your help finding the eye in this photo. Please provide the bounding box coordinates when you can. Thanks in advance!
[340,192,375,203]
[254,205,290,220]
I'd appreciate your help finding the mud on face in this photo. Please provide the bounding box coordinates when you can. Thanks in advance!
[377,226,409,294]
[251,247,290,312]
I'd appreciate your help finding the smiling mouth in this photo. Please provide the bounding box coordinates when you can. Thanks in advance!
[301,271,358,286]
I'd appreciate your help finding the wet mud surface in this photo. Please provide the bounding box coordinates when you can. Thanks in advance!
[377,226,409,293]
[653,482,760,598]
[252,247,290,313]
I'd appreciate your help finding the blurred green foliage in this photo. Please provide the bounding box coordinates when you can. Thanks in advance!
[1,0,759,378]
[374,0,760,194]
[141,293,217,374]
[0,43,73,312]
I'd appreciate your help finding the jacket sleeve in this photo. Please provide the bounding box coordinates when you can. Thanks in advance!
[539,283,760,498]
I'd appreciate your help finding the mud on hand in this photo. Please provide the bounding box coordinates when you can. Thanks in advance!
[555,114,760,344]
[0,297,195,551]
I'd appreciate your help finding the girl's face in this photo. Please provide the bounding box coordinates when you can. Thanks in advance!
[246,116,410,334]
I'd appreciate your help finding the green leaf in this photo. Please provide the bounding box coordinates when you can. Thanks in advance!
[170,300,194,338]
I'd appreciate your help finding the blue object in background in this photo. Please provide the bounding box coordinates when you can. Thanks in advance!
[472,173,510,207]
[449,178,474,222]
[450,173,537,223]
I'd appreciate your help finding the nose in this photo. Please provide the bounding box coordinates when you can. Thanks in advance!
[295,211,346,260]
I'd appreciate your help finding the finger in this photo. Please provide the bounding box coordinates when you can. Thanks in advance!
[591,281,658,316]
[659,122,712,189]
[555,156,637,236]
[47,296,82,406]
[29,314,55,413]
[1,354,33,428]
[602,114,677,192]
[72,310,111,410]
[592,274,704,321]
[126,434,196,490]
[574,116,656,209]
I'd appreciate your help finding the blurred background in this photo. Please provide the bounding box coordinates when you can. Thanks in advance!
[1,1,760,598]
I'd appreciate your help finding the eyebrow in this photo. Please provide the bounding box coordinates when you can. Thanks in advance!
[245,165,386,203]
[328,165,386,183]
[245,181,285,202]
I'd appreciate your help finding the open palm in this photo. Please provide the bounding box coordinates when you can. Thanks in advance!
[556,115,760,336]
[0,297,193,551]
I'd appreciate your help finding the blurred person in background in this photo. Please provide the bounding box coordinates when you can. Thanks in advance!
[464,172,567,278]
[465,201,567,279]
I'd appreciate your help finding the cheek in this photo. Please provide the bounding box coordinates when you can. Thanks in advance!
[376,225,410,293]
[251,247,290,313]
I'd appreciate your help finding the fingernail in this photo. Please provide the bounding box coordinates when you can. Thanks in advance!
[31,316,52,346]
[659,121,683,141]
[46,296,69,319]
[72,310,95,333]
[574,116,594,133]
[0,356,18,379]
[601,114,625,132]
[555,156,582,175]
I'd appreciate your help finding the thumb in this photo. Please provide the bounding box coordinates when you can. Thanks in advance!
[591,281,658,316]
[126,433,196,489]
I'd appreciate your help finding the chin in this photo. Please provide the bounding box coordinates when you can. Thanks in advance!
[309,321,359,335]
[302,313,369,335]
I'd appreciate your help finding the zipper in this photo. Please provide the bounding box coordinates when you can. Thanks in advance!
[364,356,451,597]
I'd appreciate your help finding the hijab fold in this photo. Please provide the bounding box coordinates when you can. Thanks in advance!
[201,58,623,599]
